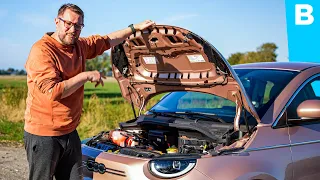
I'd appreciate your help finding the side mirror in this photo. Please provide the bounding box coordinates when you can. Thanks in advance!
[297,100,320,120]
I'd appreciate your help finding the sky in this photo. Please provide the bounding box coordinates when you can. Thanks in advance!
[0,0,288,69]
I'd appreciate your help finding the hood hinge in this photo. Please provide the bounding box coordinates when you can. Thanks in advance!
[233,91,243,131]
[138,98,146,116]
[127,86,137,119]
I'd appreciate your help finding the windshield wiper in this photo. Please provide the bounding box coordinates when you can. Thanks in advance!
[176,111,226,123]
[209,147,244,156]
[148,110,188,119]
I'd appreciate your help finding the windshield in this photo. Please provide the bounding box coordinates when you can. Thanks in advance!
[150,69,298,123]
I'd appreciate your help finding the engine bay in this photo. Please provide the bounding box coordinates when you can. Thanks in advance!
[85,114,252,158]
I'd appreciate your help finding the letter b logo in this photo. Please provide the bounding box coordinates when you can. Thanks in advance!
[295,4,314,25]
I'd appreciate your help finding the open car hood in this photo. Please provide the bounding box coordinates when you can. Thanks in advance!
[111,25,261,127]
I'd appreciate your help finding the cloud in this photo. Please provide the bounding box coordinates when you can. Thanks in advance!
[0,9,8,19]
[158,14,199,25]
[18,13,52,28]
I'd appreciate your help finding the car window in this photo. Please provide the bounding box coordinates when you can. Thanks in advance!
[150,91,237,123]
[150,69,298,122]
[263,81,275,104]
[287,76,320,120]
[235,69,298,118]
[177,92,235,110]
[152,92,236,114]
[311,80,320,97]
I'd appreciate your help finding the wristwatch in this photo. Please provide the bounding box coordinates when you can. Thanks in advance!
[128,24,136,34]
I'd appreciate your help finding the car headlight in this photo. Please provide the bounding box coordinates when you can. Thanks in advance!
[149,159,196,178]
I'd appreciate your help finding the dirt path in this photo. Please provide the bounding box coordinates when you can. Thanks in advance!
[0,143,28,180]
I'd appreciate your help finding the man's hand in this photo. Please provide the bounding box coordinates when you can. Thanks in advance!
[134,20,156,31]
[61,71,106,99]
[86,71,106,87]
[106,20,156,48]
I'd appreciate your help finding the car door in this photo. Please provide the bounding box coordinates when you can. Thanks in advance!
[285,75,320,179]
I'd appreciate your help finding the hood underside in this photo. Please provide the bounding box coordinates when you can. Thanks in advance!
[111,25,260,124]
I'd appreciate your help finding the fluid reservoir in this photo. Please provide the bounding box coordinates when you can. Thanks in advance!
[110,130,128,147]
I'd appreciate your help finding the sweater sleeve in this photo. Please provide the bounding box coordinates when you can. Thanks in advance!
[25,45,65,101]
[78,35,111,59]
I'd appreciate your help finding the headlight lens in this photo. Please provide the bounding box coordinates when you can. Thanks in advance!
[149,159,196,178]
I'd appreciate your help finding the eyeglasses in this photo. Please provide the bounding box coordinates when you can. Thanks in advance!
[58,17,84,31]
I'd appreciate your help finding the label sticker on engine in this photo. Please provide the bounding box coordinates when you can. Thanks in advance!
[187,54,205,63]
[143,56,158,64]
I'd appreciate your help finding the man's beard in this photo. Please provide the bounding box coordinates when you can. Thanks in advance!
[58,33,78,45]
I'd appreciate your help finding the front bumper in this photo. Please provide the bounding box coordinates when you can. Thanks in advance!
[81,144,210,180]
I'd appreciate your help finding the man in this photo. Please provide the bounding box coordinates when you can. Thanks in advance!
[24,3,155,180]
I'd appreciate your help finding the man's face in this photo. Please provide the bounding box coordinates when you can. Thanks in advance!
[54,9,83,45]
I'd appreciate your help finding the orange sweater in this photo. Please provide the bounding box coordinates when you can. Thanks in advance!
[24,32,110,136]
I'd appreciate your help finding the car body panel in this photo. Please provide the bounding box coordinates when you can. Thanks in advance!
[84,147,210,180]
[83,35,320,180]
[82,125,294,180]
[195,125,293,180]
[288,124,320,179]
[111,25,260,123]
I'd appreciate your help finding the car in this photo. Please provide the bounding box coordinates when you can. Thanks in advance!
[81,25,320,180]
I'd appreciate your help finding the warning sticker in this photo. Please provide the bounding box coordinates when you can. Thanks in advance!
[187,54,206,63]
[143,56,158,64]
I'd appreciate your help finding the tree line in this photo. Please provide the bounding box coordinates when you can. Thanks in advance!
[1,42,277,76]
[227,42,278,65]
[0,68,26,75]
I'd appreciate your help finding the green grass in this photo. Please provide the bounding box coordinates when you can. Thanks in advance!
[0,76,27,89]
[0,77,162,141]
[0,119,24,142]
[83,81,121,100]
[84,81,121,98]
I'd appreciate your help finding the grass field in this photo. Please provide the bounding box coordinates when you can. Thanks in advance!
[0,76,160,142]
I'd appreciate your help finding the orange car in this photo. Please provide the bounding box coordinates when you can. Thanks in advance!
[81,25,320,180]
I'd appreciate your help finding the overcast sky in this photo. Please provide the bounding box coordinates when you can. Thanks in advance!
[0,0,288,69]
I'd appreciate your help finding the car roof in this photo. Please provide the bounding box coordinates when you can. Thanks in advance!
[232,62,320,72]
